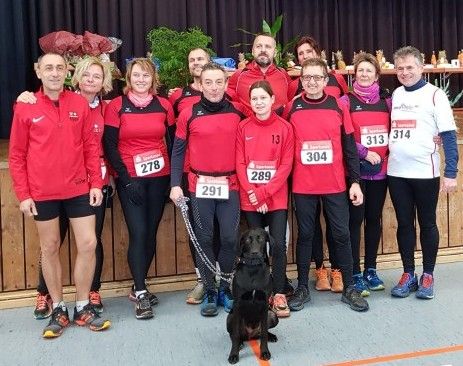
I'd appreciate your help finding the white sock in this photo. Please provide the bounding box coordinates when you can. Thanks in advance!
[53,301,66,310]
[75,300,89,312]
[135,290,147,298]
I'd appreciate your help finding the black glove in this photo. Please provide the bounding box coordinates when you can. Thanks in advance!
[124,180,143,206]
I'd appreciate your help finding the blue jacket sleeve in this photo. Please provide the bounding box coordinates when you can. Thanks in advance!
[440,130,458,178]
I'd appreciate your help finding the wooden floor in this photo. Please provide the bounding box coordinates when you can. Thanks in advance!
[1,139,463,309]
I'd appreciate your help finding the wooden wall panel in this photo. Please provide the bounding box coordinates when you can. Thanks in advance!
[448,144,463,247]
[24,217,40,289]
[0,171,25,291]
[381,193,398,254]
[155,202,176,277]
[175,207,194,274]
[112,196,131,281]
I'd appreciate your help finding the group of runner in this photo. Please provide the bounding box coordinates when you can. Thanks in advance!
[8,32,458,338]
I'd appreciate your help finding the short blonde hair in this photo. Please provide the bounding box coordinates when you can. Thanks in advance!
[72,57,113,95]
[124,58,159,95]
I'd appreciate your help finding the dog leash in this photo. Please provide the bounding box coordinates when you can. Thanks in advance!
[174,196,233,284]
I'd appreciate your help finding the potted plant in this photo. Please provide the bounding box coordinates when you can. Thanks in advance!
[146,27,214,90]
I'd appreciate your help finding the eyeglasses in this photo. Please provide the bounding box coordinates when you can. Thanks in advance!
[301,74,326,82]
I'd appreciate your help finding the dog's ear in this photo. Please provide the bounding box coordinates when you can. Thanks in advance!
[239,230,249,256]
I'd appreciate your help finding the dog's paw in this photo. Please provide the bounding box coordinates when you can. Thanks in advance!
[268,332,278,342]
[228,354,239,364]
[260,350,271,361]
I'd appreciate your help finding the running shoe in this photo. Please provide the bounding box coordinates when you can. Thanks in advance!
[272,293,290,318]
[330,269,344,293]
[201,290,218,317]
[416,273,434,299]
[342,285,369,312]
[353,274,370,297]
[42,306,70,338]
[89,291,104,313]
[288,286,310,311]
[315,267,331,291]
[218,287,234,313]
[129,285,159,306]
[135,292,154,320]
[363,268,385,291]
[391,272,418,298]
[34,293,53,320]
[73,303,111,330]
[186,281,205,304]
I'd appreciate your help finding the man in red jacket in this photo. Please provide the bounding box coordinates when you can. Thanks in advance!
[9,53,109,338]
[227,33,291,114]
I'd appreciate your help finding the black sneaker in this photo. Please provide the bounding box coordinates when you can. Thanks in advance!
[288,286,310,311]
[73,303,111,331]
[342,285,369,312]
[42,306,70,338]
[135,292,154,319]
[284,277,294,297]
[129,285,158,306]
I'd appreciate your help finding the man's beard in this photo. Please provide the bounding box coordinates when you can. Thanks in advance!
[255,56,272,68]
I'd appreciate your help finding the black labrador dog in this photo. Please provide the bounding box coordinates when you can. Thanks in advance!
[227,228,278,364]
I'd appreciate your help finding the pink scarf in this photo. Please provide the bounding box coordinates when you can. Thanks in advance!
[353,81,380,104]
[127,91,153,108]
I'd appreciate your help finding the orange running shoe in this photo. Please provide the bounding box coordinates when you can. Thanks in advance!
[330,269,344,293]
[73,304,111,331]
[34,293,53,319]
[89,291,104,313]
[315,267,331,291]
[272,293,290,318]
[42,306,70,338]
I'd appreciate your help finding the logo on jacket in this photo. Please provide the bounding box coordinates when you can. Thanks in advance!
[93,124,102,133]
[32,116,45,123]
[295,103,303,109]
[124,107,132,113]
[196,110,204,116]
[69,111,79,120]
[355,105,362,111]
[185,91,191,96]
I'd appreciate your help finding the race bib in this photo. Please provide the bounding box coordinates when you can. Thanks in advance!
[100,158,107,180]
[390,120,416,142]
[301,140,333,165]
[133,150,165,177]
[247,161,276,184]
[196,175,229,200]
[360,125,388,147]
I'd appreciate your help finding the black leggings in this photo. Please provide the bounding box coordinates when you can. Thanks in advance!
[37,186,111,294]
[294,192,353,289]
[349,179,388,274]
[311,202,338,269]
[388,176,440,274]
[244,210,288,294]
[117,176,169,291]
[190,191,240,292]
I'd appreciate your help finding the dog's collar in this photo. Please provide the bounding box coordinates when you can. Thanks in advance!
[238,256,265,266]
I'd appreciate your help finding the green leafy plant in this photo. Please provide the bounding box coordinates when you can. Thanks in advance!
[434,77,463,107]
[231,14,297,68]
[146,27,214,90]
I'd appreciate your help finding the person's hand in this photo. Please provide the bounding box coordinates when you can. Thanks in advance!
[16,91,36,104]
[247,190,258,205]
[108,176,116,197]
[349,182,363,206]
[19,198,37,217]
[441,177,457,193]
[433,135,442,146]
[365,151,381,165]
[124,180,143,205]
[256,203,268,214]
[89,188,103,206]
[168,87,180,98]
[170,186,184,204]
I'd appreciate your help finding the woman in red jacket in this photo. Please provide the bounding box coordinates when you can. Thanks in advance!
[103,58,175,320]
[236,80,294,317]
